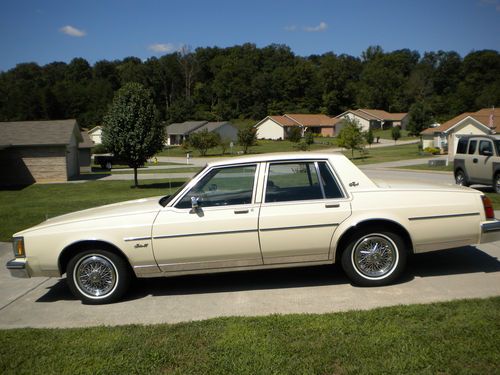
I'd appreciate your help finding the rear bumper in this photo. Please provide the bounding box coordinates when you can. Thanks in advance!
[480,220,500,243]
[6,258,30,278]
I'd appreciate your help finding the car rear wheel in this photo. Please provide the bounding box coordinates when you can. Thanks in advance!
[455,170,469,187]
[341,230,407,286]
[494,174,500,194]
[66,249,131,304]
[105,161,112,170]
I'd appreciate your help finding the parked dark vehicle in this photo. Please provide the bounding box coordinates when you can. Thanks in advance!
[93,154,128,170]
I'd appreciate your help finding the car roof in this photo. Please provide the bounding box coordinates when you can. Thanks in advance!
[459,134,500,141]
[206,152,344,167]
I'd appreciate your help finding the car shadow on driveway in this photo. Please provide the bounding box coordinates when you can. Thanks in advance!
[35,246,500,303]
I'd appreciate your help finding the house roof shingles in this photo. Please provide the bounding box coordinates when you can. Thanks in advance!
[166,121,208,135]
[192,121,233,133]
[337,109,408,122]
[421,108,500,135]
[267,114,339,127]
[0,119,81,147]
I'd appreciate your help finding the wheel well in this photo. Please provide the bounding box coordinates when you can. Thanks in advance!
[58,240,131,275]
[454,167,464,177]
[334,219,414,262]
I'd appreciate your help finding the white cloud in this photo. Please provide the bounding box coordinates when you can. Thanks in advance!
[59,25,86,37]
[284,25,297,32]
[304,21,328,32]
[148,43,176,53]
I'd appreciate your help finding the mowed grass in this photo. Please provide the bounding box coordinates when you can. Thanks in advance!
[397,162,454,172]
[0,179,186,241]
[345,143,425,165]
[0,297,498,374]
[157,139,338,157]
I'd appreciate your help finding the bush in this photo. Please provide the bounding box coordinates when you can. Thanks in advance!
[423,147,440,155]
[288,127,302,143]
[295,141,310,151]
[304,132,314,145]
[91,144,109,154]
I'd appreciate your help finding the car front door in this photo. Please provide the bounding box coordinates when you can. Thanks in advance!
[466,139,495,184]
[258,161,351,264]
[152,163,263,272]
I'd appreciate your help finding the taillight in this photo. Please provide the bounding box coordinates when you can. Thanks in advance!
[482,196,495,219]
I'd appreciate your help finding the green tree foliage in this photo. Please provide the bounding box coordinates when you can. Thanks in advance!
[288,126,302,142]
[103,82,164,187]
[187,129,220,156]
[337,118,365,158]
[365,128,374,146]
[408,101,434,136]
[238,126,257,154]
[391,126,401,144]
[304,131,315,145]
[0,46,499,126]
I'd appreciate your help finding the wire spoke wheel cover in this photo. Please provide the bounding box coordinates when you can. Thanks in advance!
[352,234,398,279]
[73,254,118,299]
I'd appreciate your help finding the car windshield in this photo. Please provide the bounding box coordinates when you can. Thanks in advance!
[159,167,205,207]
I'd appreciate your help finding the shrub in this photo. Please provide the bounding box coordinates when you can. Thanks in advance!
[423,147,440,155]
[91,144,109,154]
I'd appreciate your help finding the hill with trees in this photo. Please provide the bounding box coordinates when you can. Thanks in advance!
[0,44,498,130]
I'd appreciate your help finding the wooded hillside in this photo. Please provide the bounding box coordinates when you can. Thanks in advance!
[0,44,498,130]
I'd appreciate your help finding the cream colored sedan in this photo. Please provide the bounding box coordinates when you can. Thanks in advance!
[7,152,500,304]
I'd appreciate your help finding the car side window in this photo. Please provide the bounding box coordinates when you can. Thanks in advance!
[479,140,493,156]
[468,140,477,154]
[456,138,467,154]
[265,162,323,203]
[317,162,343,199]
[176,164,257,209]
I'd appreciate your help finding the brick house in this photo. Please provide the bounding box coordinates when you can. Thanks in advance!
[0,119,85,186]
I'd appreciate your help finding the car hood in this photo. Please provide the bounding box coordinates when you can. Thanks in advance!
[16,196,163,235]
[372,178,478,192]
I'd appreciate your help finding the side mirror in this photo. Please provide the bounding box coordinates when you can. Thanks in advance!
[482,150,493,157]
[190,196,200,211]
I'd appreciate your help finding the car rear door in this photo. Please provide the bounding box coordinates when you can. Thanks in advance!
[257,160,351,264]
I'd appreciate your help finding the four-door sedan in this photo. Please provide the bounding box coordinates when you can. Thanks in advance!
[7,152,500,304]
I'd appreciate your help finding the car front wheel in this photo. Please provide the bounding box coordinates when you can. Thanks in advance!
[66,249,131,304]
[341,230,407,286]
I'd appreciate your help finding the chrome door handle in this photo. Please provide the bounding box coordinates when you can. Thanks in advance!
[325,203,340,208]
[234,209,249,214]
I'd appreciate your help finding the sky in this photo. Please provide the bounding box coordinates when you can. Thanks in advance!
[1,0,499,72]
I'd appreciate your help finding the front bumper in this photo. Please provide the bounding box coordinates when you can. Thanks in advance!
[480,220,500,243]
[6,258,30,278]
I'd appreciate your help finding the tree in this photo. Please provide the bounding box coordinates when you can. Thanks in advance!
[337,118,365,158]
[391,126,401,144]
[288,126,302,142]
[304,131,314,145]
[187,129,220,156]
[238,126,257,154]
[103,82,164,187]
[408,101,433,136]
[365,128,374,147]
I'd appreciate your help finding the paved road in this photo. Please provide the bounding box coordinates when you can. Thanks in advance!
[1,239,499,329]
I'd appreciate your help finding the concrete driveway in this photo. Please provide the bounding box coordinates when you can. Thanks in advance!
[1,240,499,329]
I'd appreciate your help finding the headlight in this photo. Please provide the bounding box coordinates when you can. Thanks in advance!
[12,237,25,257]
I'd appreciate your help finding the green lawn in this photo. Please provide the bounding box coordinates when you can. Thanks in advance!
[111,167,202,175]
[396,162,454,172]
[157,139,338,157]
[0,297,498,374]
[372,128,416,141]
[0,179,186,241]
[344,143,426,165]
